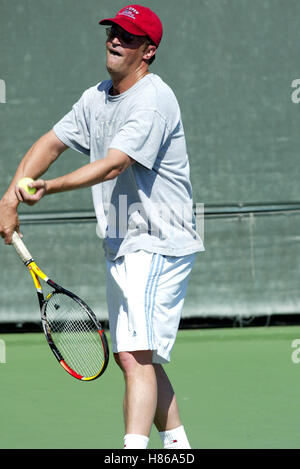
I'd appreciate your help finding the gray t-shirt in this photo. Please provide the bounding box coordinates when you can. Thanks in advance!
[53,73,204,260]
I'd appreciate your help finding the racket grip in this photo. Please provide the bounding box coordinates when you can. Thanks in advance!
[11,231,33,264]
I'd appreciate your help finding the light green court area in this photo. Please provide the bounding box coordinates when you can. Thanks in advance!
[0,326,300,449]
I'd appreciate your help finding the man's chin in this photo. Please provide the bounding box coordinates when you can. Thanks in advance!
[106,62,125,78]
[106,60,119,74]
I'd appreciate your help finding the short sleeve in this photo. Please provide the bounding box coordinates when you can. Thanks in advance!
[53,89,91,156]
[108,109,169,170]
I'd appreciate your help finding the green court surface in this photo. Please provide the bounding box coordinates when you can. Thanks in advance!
[1,326,300,449]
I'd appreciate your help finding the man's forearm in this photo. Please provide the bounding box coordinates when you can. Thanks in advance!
[45,149,134,195]
[1,130,67,206]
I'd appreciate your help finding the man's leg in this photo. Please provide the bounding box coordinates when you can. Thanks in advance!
[154,364,191,449]
[153,363,181,431]
[114,350,157,447]
[115,352,191,449]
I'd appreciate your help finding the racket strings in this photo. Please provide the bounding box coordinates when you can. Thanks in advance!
[45,293,105,378]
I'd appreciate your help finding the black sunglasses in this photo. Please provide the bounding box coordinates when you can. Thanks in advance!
[106,25,138,44]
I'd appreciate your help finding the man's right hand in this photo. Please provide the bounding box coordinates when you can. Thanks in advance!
[0,198,20,244]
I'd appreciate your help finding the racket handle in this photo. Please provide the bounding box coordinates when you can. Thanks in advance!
[11,231,33,264]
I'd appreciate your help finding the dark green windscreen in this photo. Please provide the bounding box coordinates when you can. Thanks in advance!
[1,0,300,323]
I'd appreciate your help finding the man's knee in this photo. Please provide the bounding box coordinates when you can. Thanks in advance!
[114,350,153,376]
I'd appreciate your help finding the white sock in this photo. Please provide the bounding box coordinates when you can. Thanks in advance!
[123,434,149,449]
[159,425,191,449]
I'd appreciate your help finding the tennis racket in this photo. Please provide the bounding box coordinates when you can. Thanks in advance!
[11,231,109,381]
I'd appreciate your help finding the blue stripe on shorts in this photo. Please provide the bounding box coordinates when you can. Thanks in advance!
[144,254,165,350]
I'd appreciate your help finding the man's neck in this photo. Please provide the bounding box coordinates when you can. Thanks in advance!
[110,69,150,96]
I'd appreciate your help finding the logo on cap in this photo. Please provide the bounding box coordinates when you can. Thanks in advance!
[118,7,140,20]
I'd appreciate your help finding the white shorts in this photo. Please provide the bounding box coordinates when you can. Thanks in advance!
[106,250,195,364]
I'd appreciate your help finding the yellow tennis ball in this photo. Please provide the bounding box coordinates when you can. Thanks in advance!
[17,177,37,195]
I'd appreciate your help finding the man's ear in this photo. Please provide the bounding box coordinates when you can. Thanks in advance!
[143,44,157,62]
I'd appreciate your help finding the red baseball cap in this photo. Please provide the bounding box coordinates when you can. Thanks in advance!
[99,5,163,47]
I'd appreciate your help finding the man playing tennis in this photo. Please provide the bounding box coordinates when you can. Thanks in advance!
[0,5,204,449]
